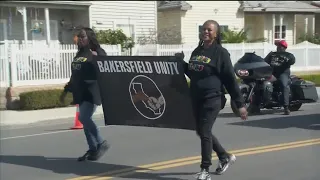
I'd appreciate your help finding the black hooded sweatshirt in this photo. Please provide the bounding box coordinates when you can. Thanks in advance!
[264,51,295,77]
[183,42,245,109]
[64,47,107,105]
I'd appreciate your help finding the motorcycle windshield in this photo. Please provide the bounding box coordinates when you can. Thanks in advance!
[237,53,266,64]
[234,53,273,79]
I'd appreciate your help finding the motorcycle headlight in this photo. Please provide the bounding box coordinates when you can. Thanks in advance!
[237,69,249,77]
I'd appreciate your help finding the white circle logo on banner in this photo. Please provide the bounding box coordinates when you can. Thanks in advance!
[129,75,166,120]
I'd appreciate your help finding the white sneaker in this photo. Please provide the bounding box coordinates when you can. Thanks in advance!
[215,154,236,175]
[195,169,211,180]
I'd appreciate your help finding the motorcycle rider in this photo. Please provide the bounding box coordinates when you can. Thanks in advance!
[264,40,296,115]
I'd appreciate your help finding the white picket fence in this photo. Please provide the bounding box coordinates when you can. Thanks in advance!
[0,41,319,87]
[0,43,121,87]
[129,41,320,72]
[0,42,10,87]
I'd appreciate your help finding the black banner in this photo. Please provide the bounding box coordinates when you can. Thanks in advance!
[94,56,196,130]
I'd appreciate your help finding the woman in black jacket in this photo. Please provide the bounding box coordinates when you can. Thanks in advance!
[60,27,109,162]
[181,20,248,180]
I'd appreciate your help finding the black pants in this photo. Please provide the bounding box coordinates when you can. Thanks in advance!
[192,96,228,170]
[277,72,290,107]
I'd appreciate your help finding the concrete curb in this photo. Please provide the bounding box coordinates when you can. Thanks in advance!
[2,86,320,127]
[0,105,105,126]
[0,96,231,126]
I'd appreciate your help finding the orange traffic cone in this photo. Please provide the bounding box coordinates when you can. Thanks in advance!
[71,104,83,129]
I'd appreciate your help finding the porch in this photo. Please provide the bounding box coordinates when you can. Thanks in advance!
[0,1,90,45]
[241,1,320,45]
[244,13,316,45]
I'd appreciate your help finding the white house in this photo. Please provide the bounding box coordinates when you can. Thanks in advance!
[310,1,320,34]
[157,1,320,45]
[0,1,158,45]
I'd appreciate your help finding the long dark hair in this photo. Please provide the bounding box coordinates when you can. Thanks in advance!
[197,20,222,49]
[78,27,101,51]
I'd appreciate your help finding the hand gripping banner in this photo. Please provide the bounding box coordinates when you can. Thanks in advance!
[93,56,196,130]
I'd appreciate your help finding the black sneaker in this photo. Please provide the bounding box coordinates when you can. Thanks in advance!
[284,107,290,115]
[215,154,236,175]
[77,150,96,161]
[195,169,211,180]
[87,140,110,161]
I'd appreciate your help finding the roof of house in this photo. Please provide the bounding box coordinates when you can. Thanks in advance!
[241,1,320,13]
[311,1,320,7]
[6,1,92,6]
[157,1,192,11]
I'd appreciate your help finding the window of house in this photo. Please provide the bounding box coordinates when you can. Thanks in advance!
[31,20,58,42]
[220,25,229,33]
[116,24,135,40]
[198,25,229,39]
[274,25,286,43]
[0,19,7,43]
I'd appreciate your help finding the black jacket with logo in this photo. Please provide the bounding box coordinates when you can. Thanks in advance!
[64,47,107,105]
[183,42,245,109]
[264,51,296,77]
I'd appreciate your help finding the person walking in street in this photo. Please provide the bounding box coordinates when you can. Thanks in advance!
[60,27,110,161]
[178,20,248,180]
[264,40,296,115]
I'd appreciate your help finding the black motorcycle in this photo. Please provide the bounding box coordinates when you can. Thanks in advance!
[230,52,319,116]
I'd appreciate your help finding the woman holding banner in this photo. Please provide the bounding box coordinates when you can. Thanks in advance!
[178,20,248,180]
[60,27,110,162]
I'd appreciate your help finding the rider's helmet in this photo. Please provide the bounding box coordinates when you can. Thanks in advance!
[276,40,288,49]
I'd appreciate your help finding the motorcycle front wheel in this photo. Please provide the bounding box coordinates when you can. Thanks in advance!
[230,100,255,117]
[230,93,259,117]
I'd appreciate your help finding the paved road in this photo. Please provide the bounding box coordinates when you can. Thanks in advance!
[1,103,320,180]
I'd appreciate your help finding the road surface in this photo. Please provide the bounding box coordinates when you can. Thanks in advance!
[1,103,320,180]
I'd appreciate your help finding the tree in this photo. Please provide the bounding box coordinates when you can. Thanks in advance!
[93,27,136,55]
[137,28,182,45]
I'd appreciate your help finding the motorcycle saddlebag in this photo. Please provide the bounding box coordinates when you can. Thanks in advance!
[291,80,319,102]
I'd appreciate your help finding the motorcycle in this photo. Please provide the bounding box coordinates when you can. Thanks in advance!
[230,52,319,116]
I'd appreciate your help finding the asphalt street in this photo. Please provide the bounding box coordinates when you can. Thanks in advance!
[1,103,320,180]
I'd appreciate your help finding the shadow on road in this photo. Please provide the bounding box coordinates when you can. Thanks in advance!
[227,113,320,130]
[0,155,185,179]
[218,108,289,118]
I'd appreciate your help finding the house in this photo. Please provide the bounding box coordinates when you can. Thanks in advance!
[310,1,320,34]
[157,1,320,45]
[0,1,157,45]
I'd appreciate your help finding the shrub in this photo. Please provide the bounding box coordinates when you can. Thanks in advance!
[298,33,320,45]
[301,74,320,86]
[19,89,73,110]
[221,28,266,43]
[93,28,135,55]
[186,74,320,94]
[17,74,320,110]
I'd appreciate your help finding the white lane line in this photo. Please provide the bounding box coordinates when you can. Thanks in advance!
[0,125,107,141]
[0,130,76,140]
[1,102,319,141]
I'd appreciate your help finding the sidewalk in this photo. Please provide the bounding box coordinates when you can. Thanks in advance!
[2,86,320,126]
[0,95,231,126]
[0,105,105,126]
